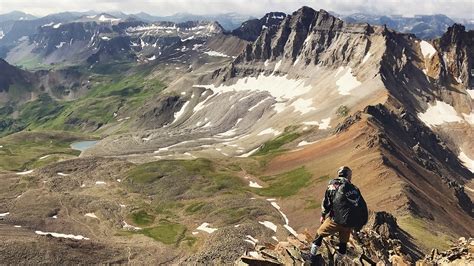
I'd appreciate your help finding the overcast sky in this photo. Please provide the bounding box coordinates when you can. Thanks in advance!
[1,0,473,19]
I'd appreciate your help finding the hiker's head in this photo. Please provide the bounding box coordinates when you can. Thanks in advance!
[337,166,352,180]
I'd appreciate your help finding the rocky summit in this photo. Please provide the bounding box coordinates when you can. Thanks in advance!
[0,4,473,265]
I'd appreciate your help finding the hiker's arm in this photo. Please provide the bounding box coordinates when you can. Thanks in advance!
[321,188,332,218]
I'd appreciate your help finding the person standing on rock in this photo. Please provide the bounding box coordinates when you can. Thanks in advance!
[310,166,368,263]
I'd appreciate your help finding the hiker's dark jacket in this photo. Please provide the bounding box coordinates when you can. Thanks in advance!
[321,177,350,218]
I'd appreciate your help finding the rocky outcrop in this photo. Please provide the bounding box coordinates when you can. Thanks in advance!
[236,7,375,66]
[237,211,418,265]
[435,24,474,87]
[417,237,474,265]
[231,12,286,42]
[0,59,34,93]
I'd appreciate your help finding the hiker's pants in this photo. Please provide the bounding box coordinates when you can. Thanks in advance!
[316,218,351,243]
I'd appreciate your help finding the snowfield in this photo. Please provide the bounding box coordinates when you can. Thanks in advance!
[259,221,277,232]
[194,74,312,101]
[249,181,263,188]
[16,170,34,175]
[467,90,474,99]
[335,67,361,95]
[420,40,436,58]
[459,150,474,173]
[291,99,316,114]
[418,100,462,126]
[35,231,90,240]
[257,128,281,136]
[85,213,99,219]
[196,222,217,233]
[204,51,231,57]
[362,52,371,64]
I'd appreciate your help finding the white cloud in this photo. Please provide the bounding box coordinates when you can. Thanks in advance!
[0,0,472,19]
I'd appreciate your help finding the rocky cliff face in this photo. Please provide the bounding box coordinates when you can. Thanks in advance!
[231,12,286,42]
[435,23,474,87]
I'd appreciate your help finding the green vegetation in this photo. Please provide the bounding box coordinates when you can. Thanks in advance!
[254,131,301,156]
[256,167,312,197]
[398,216,453,251]
[39,73,165,131]
[127,159,213,184]
[1,71,166,136]
[336,105,350,117]
[125,159,244,221]
[19,94,67,128]
[212,206,255,224]
[130,210,155,226]
[185,202,206,214]
[126,159,242,193]
[154,201,184,215]
[15,55,48,71]
[0,131,83,171]
[138,220,187,245]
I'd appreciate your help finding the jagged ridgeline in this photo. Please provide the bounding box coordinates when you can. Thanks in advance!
[0,6,473,265]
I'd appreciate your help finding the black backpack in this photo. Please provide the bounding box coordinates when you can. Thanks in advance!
[331,179,368,228]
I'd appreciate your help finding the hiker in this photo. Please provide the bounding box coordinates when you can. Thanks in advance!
[310,166,368,262]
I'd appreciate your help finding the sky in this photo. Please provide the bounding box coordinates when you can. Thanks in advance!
[0,0,473,19]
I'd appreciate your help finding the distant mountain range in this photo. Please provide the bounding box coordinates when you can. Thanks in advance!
[0,9,472,37]
[337,13,474,39]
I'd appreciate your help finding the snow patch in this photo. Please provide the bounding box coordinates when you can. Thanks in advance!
[35,231,89,240]
[420,40,436,58]
[0,30,4,40]
[259,221,277,232]
[297,140,317,147]
[463,112,474,125]
[245,235,259,245]
[84,213,98,219]
[101,36,111,41]
[55,42,66,48]
[42,22,54,27]
[98,15,120,22]
[195,74,311,101]
[336,67,361,95]
[173,101,190,122]
[16,170,34,175]
[418,101,462,126]
[249,181,263,188]
[459,150,474,173]
[196,222,217,233]
[273,60,282,72]
[204,51,230,57]
[95,181,106,185]
[39,155,50,160]
[57,172,69,176]
[147,55,156,61]
[291,98,316,114]
[270,201,298,237]
[53,23,61,29]
[237,147,260,157]
[123,221,141,230]
[362,52,371,64]
[257,128,281,136]
[0,212,9,217]
[466,90,474,99]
